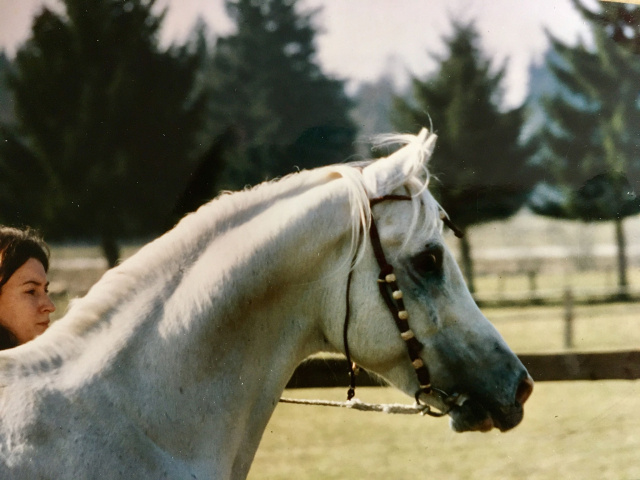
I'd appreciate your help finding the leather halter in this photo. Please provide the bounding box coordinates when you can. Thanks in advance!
[342,194,463,417]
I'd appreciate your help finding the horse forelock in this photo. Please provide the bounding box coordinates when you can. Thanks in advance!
[335,132,443,267]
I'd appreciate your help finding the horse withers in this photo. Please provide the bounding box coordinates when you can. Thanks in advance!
[0,129,532,479]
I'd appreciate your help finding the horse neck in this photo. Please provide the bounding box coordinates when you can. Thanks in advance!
[166,172,354,379]
[126,173,355,475]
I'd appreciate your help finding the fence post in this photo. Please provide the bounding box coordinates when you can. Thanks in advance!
[528,270,539,303]
[527,270,535,293]
[564,287,574,349]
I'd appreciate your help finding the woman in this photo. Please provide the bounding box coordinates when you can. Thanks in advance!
[0,226,55,350]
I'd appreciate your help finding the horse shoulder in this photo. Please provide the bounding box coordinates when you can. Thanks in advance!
[0,379,201,479]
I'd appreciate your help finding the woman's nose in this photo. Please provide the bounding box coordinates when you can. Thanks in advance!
[42,294,56,313]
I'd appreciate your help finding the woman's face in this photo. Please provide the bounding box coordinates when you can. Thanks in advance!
[0,257,55,345]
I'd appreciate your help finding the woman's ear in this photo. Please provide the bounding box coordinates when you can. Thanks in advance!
[362,128,436,198]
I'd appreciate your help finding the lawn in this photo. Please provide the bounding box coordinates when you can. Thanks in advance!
[246,299,640,479]
[247,273,640,479]
[248,382,640,480]
[489,302,640,353]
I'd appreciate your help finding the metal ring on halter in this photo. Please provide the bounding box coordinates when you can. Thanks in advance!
[414,386,457,417]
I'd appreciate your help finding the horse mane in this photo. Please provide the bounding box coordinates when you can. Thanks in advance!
[0,132,442,375]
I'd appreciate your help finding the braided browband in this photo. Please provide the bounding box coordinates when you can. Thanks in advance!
[371,222,431,380]
[368,196,433,397]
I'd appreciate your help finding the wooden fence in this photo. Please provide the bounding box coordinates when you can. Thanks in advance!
[473,285,640,308]
[286,350,640,389]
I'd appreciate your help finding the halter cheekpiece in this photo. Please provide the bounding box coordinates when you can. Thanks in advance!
[342,194,463,418]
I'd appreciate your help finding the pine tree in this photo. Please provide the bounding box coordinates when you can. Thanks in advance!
[204,0,355,189]
[351,74,396,157]
[529,26,640,291]
[393,21,536,293]
[0,0,206,265]
[0,53,14,124]
[571,0,640,54]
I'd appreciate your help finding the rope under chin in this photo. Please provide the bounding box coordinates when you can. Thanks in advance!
[278,397,434,415]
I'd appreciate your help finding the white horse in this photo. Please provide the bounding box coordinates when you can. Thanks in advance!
[0,129,532,479]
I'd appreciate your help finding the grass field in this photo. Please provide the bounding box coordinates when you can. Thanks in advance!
[489,302,640,353]
[247,382,640,480]
[248,285,640,479]
[246,302,640,480]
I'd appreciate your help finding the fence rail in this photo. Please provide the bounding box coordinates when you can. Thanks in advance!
[520,350,640,381]
[474,285,640,307]
[286,350,640,389]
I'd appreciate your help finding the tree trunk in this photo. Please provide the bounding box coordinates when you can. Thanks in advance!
[101,234,120,269]
[614,217,628,297]
[459,229,476,294]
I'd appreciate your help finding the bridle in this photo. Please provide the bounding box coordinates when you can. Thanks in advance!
[342,194,464,418]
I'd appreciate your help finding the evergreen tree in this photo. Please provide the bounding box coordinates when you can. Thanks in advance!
[0,53,14,125]
[571,0,640,54]
[0,0,206,266]
[393,21,536,293]
[528,26,640,291]
[351,74,396,157]
[204,0,355,189]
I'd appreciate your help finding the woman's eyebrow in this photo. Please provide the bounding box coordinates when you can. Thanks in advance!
[20,280,49,288]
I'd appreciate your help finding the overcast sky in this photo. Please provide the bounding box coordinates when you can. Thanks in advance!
[0,0,596,106]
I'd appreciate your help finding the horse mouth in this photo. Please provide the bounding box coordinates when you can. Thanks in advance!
[448,398,525,433]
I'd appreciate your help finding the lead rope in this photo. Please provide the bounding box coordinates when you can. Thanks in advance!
[278,397,432,415]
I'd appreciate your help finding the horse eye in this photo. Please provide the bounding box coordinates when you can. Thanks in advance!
[412,246,443,274]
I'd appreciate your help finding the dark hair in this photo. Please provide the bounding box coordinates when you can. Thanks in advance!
[0,226,50,349]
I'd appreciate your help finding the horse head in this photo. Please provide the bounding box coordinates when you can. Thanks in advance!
[329,129,533,432]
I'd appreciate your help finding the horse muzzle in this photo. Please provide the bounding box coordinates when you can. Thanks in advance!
[432,374,534,433]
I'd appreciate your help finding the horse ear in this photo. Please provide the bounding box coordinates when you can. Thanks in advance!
[362,128,437,198]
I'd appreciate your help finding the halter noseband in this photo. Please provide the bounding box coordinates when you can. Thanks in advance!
[343,194,463,417]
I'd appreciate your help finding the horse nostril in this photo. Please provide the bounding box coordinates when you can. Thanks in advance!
[515,376,534,405]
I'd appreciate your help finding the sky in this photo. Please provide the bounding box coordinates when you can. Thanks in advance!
[0,0,597,107]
